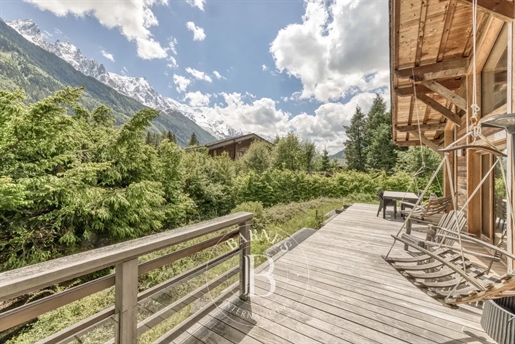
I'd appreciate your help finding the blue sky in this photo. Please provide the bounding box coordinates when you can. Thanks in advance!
[0,0,390,153]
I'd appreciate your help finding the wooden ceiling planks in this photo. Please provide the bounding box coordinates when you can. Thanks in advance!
[390,0,507,147]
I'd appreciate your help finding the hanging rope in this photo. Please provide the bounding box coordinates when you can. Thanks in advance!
[412,68,426,173]
[470,0,480,128]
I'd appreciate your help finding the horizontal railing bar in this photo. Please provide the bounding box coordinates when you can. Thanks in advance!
[0,212,252,303]
[0,230,240,333]
[138,248,239,301]
[0,275,114,333]
[137,266,239,337]
[36,308,115,344]
[138,229,239,275]
[152,285,238,344]
[37,249,239,344]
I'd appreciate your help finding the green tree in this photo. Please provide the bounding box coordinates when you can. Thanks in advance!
[240,141,272,174]
[320,149,330,171]
[167,131,177,144]
[273,133,303,171]
[343,106,367,171]
[188,132,199,146]
[302,141,317,174]
[363,94,399,172]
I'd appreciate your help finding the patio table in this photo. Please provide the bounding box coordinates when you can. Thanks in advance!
[382,191,419,219]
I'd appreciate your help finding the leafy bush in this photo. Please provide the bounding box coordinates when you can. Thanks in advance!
[231,201,266,230]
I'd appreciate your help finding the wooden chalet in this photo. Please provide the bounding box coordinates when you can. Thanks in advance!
[390,0,515,269]
[202,133,273,160]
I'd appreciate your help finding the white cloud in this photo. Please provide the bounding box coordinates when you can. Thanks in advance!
[186,0,206,11]
[270,0,389,102]
[24,0,170,59]
[135,37,168,59]
[213,71,225,80]
[184,91,211,107]
[187,91,384,154]
[167,56,178,69]
[43,30,53,37]
[54,28,62,34]
[186,21,206,41]
[185,67,212,82]
[173,74,191,93]
[101,50,115,62]
[121,66,129,75]
[262,64,268,71]
[167,37,178,55]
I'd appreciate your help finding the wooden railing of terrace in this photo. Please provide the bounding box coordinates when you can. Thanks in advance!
[0,212,253,344]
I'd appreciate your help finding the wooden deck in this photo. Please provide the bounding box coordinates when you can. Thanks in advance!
[169,203,496,344]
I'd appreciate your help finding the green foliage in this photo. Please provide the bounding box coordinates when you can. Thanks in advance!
[231,201,266,230]
[343,106,367,171]
[188,132,199,146]
[363,95,399,172]
[273,132,303,170]
[0,88,195,270]
[394,146,442,178]
[239,140,272,174]
[320,149,330,171]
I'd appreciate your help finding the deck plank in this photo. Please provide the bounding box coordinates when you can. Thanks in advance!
[171,204,495,344]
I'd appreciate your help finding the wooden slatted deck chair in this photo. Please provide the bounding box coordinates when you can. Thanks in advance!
[400,195,453,231]
[383,124,515,308]
[383,234,515,308]
[400,210,466,250]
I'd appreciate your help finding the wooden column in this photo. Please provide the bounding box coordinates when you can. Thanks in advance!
[239,221,251,301]
[466,71,482,237]
[508,22,514,271]
[115,259,138,344]
[444,122,455,199]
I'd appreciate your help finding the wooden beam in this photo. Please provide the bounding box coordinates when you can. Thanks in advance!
[467,16,505,74]
[395,79,463,96]
[395,58,469,79]
[459,0,515,22]
[406,95,415,141]
[421,80,468,110]
[416,0,429,66]
[438,0,458,62]
[394,140,421,147]
[444,124,455,198]
[395,123,446,132]
[410,131,444,156]
[416,94,462,125]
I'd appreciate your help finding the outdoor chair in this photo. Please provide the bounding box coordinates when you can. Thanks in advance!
[376,188,397,219]
[401,195,453,231]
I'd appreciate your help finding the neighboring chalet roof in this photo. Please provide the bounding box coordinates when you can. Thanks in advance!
[202,133,273,150]
[390,0,513,149]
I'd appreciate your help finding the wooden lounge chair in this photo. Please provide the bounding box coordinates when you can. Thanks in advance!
[401,210,466,250]
[384,211,515,307]
[401,195,453,231]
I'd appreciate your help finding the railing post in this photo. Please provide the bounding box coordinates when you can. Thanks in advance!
[239,221,251,301]
[114,258,138,344]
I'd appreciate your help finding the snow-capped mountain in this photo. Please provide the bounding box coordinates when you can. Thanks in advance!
[7,19,242,139]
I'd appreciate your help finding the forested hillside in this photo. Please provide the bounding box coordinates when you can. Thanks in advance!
[0,88,442,272]
[0,18,215,146]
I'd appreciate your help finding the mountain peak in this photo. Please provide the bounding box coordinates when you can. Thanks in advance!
[6,18,243,140]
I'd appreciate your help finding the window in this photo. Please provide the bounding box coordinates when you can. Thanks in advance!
[482,24,508,116]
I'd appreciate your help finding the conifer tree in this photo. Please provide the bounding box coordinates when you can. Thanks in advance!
[343,106,367,171]
[188,132,199,146]
[363,94,399,172]
[320,149,330,171]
